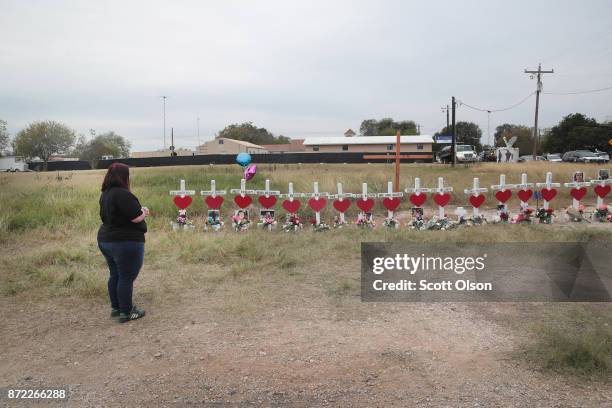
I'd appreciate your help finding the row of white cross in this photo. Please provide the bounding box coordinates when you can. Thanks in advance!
[171,172,611,219]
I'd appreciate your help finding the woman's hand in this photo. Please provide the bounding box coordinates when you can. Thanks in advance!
[131,207,149,223]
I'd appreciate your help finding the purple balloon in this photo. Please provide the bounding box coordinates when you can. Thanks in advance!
[244,164,257,181]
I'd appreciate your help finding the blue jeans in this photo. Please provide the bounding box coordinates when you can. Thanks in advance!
[98,241,144,314]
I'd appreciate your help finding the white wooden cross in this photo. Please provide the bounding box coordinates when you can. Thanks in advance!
[591,172,612,209]
[405,177,431,204]
[378,181,404,219]
[169,179,196,197]
[279,182,305,202]
[535,172,560,210]
[463,177,488,217]
[329,182,354,223]
[434,177,453,218]
[306,181,329,225]
[563,176,592,210]
[200,179,227,198]
[230,178,256,197]
[491,174,516,206]
[255,179,281,198]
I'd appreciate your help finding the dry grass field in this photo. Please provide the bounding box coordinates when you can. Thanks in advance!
[0,162,610,406]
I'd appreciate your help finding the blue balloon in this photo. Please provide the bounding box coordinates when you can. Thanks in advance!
[236,152,252,167]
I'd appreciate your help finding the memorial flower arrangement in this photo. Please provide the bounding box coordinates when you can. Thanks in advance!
[172,209,195,230]
[205,215,224,231]
[425,215,456,231]
[310,218,330,232]
[409,214,426,230]
[231,210,250,232]
[282,213,303,232]
[536,208,554,224]
[593,204,611,223]
[511,208,533,224]
[566,204,587,222]
[257,213,277,230]
[332,215,347,229]
[383,217,400,229]
[355,212,376,228]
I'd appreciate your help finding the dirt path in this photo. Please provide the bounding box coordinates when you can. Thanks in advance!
[1,286,610,407]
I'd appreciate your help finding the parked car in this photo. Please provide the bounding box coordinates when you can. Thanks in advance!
[437,145,477,163]
[478,149,497,162]
[518,155,546,162]
[544,153,562,162]
[562,150,608,163]
[593,149,610,162]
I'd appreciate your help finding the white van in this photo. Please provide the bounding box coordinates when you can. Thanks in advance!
[0,156,28,172]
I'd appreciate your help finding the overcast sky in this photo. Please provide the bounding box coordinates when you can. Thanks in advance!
[1,0,612,151]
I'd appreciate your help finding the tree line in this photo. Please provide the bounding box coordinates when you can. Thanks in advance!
[0,120,131,170]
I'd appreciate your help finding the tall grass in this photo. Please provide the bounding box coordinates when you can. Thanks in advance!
[0,162,606,235]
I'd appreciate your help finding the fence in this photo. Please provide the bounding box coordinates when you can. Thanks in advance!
[27,151,434,172]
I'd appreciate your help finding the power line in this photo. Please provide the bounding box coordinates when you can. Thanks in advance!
[457,92,535,113]
[543,84,612,95]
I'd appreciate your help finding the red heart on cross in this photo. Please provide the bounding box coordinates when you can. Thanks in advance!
[570,187,587,201]
[409,193,427,207]
[468,194,485,208]
[333,199,351,213]
[495,189,512,203]
[234,195,252,209]
[204,195,224,209]
[308,197,327,212]
[173,195,192,209]
[356,198,375,212]
[594,184,611,198]
[282,199,301,213]
[540,188,557,202]
[433,193,451,207]
[382,197,401,211]
[258,195,277,209]
[517,189,533,202]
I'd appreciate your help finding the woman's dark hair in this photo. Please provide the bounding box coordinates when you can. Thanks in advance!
[101,163,130,191]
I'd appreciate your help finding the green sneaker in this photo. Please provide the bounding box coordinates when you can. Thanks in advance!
[111,308,120,318]
[118,306,146,323]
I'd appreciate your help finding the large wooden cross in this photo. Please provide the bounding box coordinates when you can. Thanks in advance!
[363,130,432,192]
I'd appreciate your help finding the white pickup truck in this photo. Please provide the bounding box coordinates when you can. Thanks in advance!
[0,156,28,172]
[437,145,478,163]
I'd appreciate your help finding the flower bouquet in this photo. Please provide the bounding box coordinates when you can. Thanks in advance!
[536,208,554,224]
[282,213,303,232]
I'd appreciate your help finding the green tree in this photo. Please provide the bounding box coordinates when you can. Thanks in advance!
[541,113,606,153]
[494,124,534,155]
[13,121,75,170]
[74,131,131,169]
[359,118,418,136]
[0,119,9,156]
[216,122,290,145]
[434,122,483,151]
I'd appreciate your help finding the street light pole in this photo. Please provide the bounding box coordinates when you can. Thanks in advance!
[161,96,167,149]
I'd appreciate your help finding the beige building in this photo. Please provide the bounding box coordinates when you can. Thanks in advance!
[131,148,195,158]
[261,139,306,153]
[302,135,434,153]
[196,138,268,155]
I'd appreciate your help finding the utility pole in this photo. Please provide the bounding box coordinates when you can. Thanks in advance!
[441,105,449,131]
[416,124,421,135]
[524,63,553,159]
[197,116,201,148]
[451,97,456,167]
[170,127,176,157]
[161,96,167,149]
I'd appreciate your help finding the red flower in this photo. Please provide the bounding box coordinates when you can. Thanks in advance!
[546,208,554,214]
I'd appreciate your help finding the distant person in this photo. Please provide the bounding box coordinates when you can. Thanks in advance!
[505,150,512,162]
[97,163,148,323]
[497,150,502,163]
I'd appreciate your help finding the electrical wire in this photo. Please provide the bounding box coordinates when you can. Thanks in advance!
[543,84,612,95]
[457,92,535,113]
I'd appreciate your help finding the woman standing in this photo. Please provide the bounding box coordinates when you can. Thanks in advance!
[97,163,149,323]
